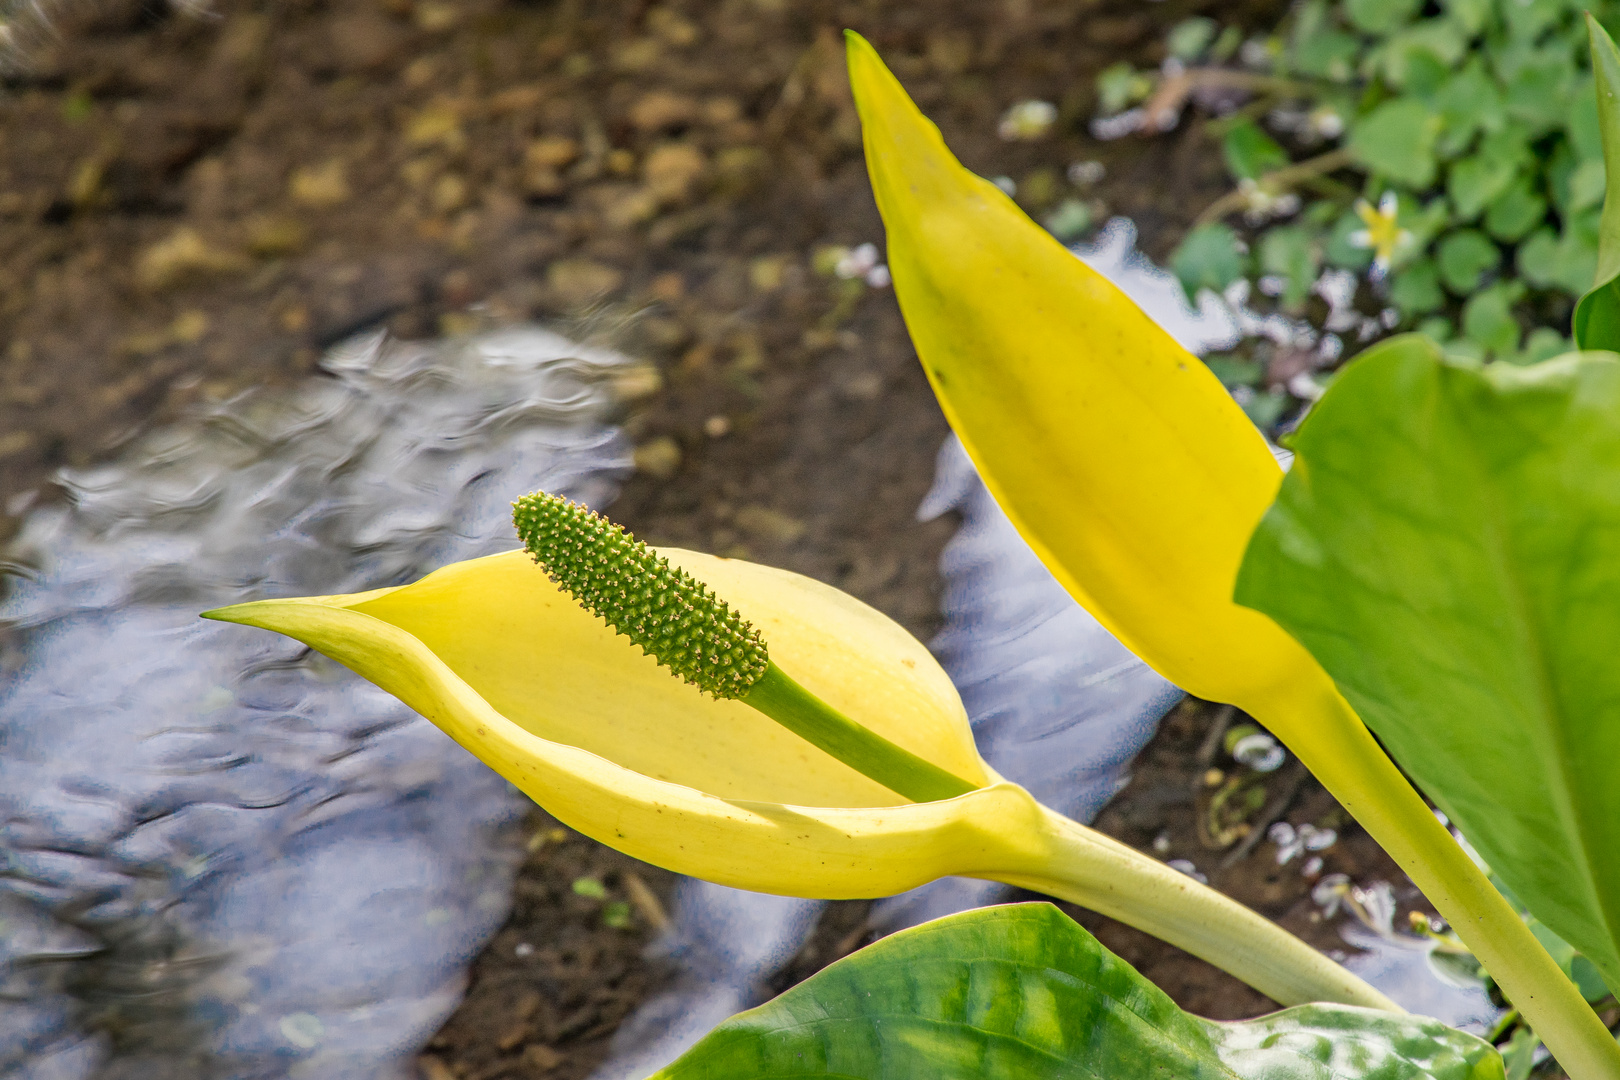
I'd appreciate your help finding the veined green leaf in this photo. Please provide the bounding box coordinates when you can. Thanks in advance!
[1236,337,1620,993]
[654,903,1502,1080]
[1574,15,1620,351]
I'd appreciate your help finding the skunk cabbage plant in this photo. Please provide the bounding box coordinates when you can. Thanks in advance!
[207,21,1620,1080]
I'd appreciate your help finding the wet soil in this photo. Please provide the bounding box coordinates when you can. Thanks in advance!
[0,0,1351,1077]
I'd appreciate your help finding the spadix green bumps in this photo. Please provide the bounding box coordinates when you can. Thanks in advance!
[513,490,974,803]
[513,491,769,699]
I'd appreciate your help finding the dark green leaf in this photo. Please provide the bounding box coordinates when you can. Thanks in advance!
[1500,0,1567,50]
[1260,225,1321,308]
[1350,98,1441,187]
[1569,85,1603,164]
[1504,59,1574,132]
[1484,178,1546,242]
[1549,139,1580,215]
[1375,21,1470,92]
[1391,258,1445,315]
[1401,194,1454,253]
[1515,327,1573,367]
[1347,0,1423,35]
[1223,120,1291,182]
[1236,339,1620,996]
[1172,223,1247,302]
[1437,229,1501,293]
[1206,355,1264,388]
[1501,1028,1540,1080]
[1559,211,1604,295]
[1435,61,1504,159]
[1569,159,1608,214]
[1449,155,1517,220]
[654,903,1503,1080]
[1417,314,1455,343]
[1516,215,1598,296]
[1294,30,1362,82]
[1477,125,1535,174]
[1515,227,1562,288]
[1574,15,1620,351]
[1459,279,1524,354]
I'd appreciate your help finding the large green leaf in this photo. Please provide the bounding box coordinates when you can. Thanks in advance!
[653,903,1502,1080]
[1575,16,1620,351]
[1236,337,1620,993]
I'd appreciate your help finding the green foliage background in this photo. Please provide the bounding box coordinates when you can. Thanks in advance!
[1103,0,1620,389]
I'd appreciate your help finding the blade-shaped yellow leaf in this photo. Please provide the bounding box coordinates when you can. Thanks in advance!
[847,31,1316,710]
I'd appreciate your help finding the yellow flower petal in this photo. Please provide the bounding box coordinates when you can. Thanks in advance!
[214,548,990,809]
[205,547,1395,1009]
[846,32,1320,712]
[205,549,998,898]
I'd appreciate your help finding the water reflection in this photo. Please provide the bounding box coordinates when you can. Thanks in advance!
[0,329,632,1078]
[1339,923,1500,1033]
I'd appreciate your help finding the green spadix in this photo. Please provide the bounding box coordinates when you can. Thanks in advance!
[511,492,978,803]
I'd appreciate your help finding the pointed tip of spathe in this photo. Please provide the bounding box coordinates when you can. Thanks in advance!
[842,28,972,225]
[842,29,930,135]
[200,600,272,626]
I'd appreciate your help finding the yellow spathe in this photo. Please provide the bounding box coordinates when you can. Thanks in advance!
[846,31,1321,712]
[209,548,1006,896]
[351,548,990,807]
[205,548,1395,1011]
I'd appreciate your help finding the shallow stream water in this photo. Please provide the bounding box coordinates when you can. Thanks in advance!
[0,328,631,1078]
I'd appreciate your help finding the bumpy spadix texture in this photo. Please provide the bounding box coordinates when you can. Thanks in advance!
[513,491,769,698]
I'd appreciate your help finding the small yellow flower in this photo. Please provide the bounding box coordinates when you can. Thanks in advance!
[1350,191,1412,272]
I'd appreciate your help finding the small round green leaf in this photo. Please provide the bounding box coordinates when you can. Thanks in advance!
[1350,98,1441,187]
[1436,229,1501,293]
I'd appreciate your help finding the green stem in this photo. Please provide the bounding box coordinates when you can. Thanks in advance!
[988,802,1404,1011]
[740,662,978,803]
[1271,678,1620,1080]
[742,665,1416,1008]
